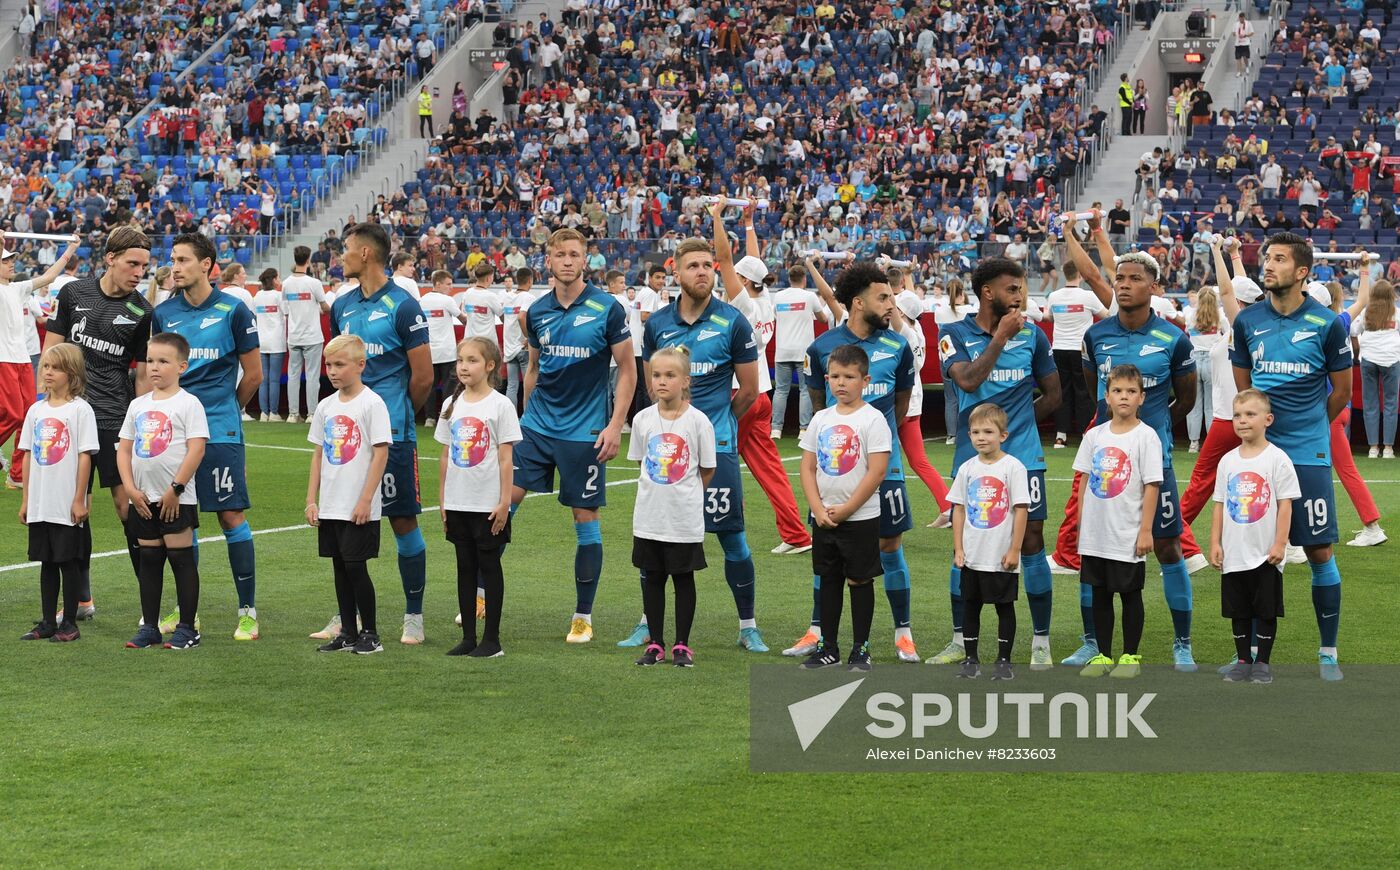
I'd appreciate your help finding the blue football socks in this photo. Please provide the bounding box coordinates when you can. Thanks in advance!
[881,547,911,629]
[574,520,602,615]
[718,530,756,621]
[1310,556,1342,648]
[224,521,256,609]
[1021,549,1053,636]
[395,527,427,614]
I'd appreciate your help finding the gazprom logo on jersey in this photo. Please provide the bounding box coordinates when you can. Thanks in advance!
[749,666,1400,773]
[988,367,1028,383]
[543,344,592,359]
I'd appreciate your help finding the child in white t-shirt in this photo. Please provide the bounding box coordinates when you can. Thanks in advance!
[1073,364,1162,678]
[627,346,716,668]
[306,335,392,655]
[1209,389,1299,685]
[799,344,891,671]
[18,344,98,642]
[420,269,468,427]
[435,336,522,658]
[117,333,209,650]
[949,403,1030,680]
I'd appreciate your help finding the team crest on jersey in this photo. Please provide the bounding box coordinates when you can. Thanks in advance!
[368,310,389,322]
[574,314,598,326]
[1004,340,1026,350]
[31,417,70,466]
[450,417,492,468]
[112,314,137,326]
[697,328,722,342]
[644,432,690,484]
[1226,471,1271,524]
[200,316,221,330]
[871,350,895,362]
[322,415,362,465]
[817,424,861,476]
[967,475,1010,529]
[1139,345,1166,356]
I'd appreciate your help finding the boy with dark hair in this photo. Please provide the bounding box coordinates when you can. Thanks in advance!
[799,343,891,670]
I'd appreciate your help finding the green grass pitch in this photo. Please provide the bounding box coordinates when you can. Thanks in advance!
[2,422,1398,864]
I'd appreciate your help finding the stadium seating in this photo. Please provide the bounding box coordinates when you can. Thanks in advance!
[0,0,461,273]
[1140,3,1398,289]
[368,0,1122,286]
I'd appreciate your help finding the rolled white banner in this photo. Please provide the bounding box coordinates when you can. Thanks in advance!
[1312,251,1381,262]
[802,250,852,260]
[1200,232,1239,248]
[2,231,81,243]
[1058,210,1099,224]
[878,256,913,268]
[705,196,770,210]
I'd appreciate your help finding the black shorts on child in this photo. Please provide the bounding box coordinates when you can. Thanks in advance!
[27,521,92,563]
[1221,562,1284,619]
[811,517,882,581]
[632,537,707,574]
[128,504,200,541]
[444,510,511,549]
[1080,554,1146,593]
[318,518,382,561]
[960,567,1018,604]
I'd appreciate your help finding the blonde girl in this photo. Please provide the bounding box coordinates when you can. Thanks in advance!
[18,344,98,641]
[626,346,717,667]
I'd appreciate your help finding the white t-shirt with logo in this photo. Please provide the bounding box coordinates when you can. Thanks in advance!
[0,279,35,363]
[801,402,892,522]
[119,388,210,504]
[1213,442,1300,573]
[434,389,523,513]
[418,290,464,364]
[772,286,825,362]
[730,290,774,392]
[1072,418,1163,563]
[627,403,716,543]
[281,273,328,347]
[456,286,504,344]
[501,290,533,360]
[18,396,99,525]
[1046,285,1107,351]
[253,289,287,353]
[308,386,393,521]
[625,286,660,357]
[1351,316,1400,368]
[949,452,1030,572]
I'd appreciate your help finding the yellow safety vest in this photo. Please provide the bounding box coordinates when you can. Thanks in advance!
[1118,82,1134,108]
[418,92,433,115]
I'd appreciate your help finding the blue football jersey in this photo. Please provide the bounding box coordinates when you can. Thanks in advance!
[329,282,430,444]
[805,324,915,479]
[521,284,630,443]
[1230,295,1351,466]
[938,314,1056,472]
[153,289,258,444]
[1083,313,1195,467]
[643,296,758,454]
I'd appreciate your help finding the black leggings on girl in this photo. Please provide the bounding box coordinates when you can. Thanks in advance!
[1233,617,1277,664]
[136,544,199,628]
[964,600,1015,662]
[1091,586,1144,658]
[819,575,874,651]
[641,571,696,648]
[454,541,504,645]
[40,559,80,626]
[332,557,376,637]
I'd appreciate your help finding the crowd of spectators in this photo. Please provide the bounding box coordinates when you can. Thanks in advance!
[369,0,1124,288]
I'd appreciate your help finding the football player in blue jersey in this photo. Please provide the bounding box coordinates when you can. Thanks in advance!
[1231,232,1352,681]
[512,228,635,644]
[622,224,768,652]
[326,223,434,645]
[154,233,263,641]
[932,257,1061,668]
[1071,248,1201,671]
[787,260,921,663]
